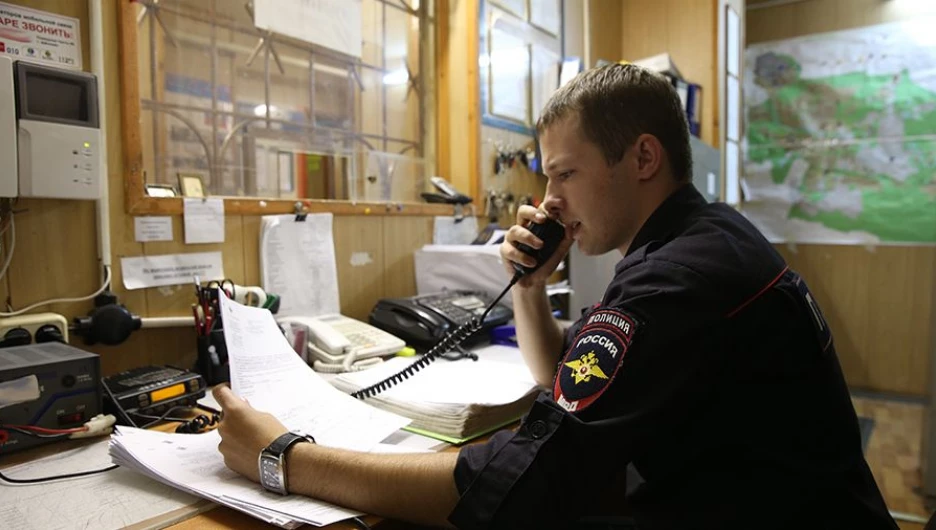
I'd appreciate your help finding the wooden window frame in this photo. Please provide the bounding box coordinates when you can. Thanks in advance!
[117,0,468,217]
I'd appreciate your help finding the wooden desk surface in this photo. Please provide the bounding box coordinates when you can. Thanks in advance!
[0,419,467,530]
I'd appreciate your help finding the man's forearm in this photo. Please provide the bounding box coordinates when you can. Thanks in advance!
[286,444,461,528]
[513,285,564,386]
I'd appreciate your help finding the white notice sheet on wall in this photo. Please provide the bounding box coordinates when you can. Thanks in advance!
[259,214,340,317]
[121,251,225,290]
[135,216,173,242]
[183,198,225,244]
[253,0,362,58]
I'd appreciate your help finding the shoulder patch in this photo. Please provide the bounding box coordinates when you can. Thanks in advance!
[553,309,637,413]
[794,275,833,353]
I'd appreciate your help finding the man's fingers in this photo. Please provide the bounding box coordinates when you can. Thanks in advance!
[516,205,546,225]
[507,224,543,249]
[504,244,537,268]
[212,384,246,411]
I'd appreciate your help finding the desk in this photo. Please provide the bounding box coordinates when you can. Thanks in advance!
[1,416,497,530]
[2,342,530,529]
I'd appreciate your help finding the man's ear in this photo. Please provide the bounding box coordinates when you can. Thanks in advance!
[633,134,663,181]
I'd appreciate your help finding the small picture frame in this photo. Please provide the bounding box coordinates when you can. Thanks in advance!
[145,183,178,198]
[177,172,207,198]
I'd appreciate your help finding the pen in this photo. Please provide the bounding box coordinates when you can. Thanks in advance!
[193,304,205,335]
[204,307,214,334]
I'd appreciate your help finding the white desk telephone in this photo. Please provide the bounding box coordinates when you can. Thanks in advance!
[278,314,406,373]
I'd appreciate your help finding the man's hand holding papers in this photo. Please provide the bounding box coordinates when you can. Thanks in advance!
[213,384,289,483]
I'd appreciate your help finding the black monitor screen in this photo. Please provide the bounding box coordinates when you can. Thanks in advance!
[26,72,88,122]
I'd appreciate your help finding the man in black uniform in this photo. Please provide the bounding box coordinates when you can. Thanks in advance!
[212,63,897,529]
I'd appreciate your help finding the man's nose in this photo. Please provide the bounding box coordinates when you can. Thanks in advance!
[541,191,563,219]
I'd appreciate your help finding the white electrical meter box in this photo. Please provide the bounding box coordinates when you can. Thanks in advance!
[12,61,101,200]
[0,56,16,198]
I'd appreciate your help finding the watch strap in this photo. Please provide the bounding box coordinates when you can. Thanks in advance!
[266,431,315,455]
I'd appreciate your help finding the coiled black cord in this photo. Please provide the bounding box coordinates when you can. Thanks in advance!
[174,413,221,434]
[351,274,520,400]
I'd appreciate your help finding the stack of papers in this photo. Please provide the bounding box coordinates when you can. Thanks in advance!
[330,346,542,444]
[110,428,353,528]
[109,294,414,528]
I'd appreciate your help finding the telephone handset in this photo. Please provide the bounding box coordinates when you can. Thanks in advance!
[421,176,473,205]
[351,216,567,400]
[278,314,405,374]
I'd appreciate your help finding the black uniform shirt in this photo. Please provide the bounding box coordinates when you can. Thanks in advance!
[448,184,897,529]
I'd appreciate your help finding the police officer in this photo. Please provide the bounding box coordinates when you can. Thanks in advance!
[213,63,897,529]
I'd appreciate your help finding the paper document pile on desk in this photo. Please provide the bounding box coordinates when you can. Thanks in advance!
[109,296,412,528]
[330,345,542,444]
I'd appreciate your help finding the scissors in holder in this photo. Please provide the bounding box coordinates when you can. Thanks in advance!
[206,279,235,299]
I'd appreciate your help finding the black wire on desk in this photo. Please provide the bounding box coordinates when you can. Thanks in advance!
[0,414,120,485]
[129,405,221,434]
[0,464,119,484]
[131,405,195,429]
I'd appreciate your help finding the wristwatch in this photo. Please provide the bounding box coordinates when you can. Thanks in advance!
[258,431,316,495]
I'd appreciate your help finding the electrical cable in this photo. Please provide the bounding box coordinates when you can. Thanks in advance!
[0,264,112,317]
[0,424,86,435]
[129,412,197,424]
[0,465,119,484]
[133,405,195,430]
[0,415,118,484]
[101,375,138,428]
[351,276,519,400]
[3,427,71,439]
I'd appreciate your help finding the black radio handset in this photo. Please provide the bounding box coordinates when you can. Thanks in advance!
[351,216,566,400]
[511,216,566,280]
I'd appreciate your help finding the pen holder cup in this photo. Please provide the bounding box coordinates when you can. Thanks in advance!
[196,328,229,386]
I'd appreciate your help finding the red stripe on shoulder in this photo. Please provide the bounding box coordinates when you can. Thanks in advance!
[726,266,788,318]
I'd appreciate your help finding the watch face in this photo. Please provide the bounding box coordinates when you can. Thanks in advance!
[259,454,284,492]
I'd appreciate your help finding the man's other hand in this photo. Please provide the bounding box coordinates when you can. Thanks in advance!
[213,384,289,482]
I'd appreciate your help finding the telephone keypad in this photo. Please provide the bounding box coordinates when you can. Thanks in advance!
[416,292,488,326]
[333,321,388,349]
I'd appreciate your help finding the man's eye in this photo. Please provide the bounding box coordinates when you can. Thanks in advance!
[557,171,573,180]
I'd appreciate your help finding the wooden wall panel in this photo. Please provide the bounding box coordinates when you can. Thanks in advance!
[4,199,99,317]
[585,0,623,67]
[382,216,433,300]
[747,0,936,45]
[747,0,936,396]
[443,0,479,198]
[619,0,718,148]
[240,215,262,286]
[334,217,386,320]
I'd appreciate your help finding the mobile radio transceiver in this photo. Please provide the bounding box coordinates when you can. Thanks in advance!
[101,366,206,424]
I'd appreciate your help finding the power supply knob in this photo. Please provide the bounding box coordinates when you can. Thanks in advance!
[35,324,66,344]
[0,327,32,348]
